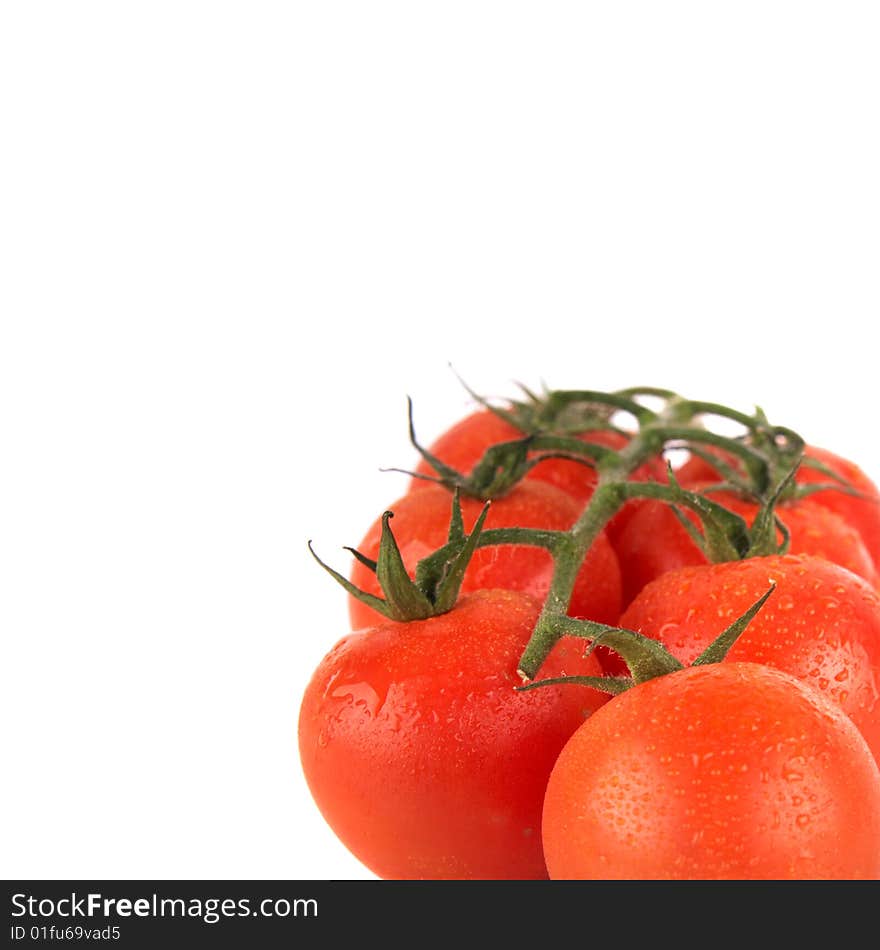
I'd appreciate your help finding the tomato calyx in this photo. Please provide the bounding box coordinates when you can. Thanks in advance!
[311,488,568,622]
[796,455,874,498]
[309,490,494,622]
[667,463,799,561]
[664,401,815,504]
[621,467,772,562]
[695,445,872,505]
[400,397,619,501]
[518,585,776,697]
[454,374,625,437]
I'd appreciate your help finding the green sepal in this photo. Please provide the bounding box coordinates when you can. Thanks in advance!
[406,398,623,500]
[463,436,537,498]
[404,396,470,487]
[744,465,798,557]
[619,470,750,562]
[308,541,396,619]
[446,488,466,542]
[791,457,872,502]
[343,546,377,572]
[667,465,748,561]
[404,396,535,499]
[692,459,797,559]
[622,462,800,564]
[310,491,494,623]
[669,504,712,553]
[452,371,623,436]
[375,512,435,620]
[414,495,492,614]
[690,497,750,561]
[794,480,867,501]
[447,370,535,432]
[691,585,776,666]
[797,455,850,485]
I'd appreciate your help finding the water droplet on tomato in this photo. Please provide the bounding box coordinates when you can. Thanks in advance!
[331,681,383,718]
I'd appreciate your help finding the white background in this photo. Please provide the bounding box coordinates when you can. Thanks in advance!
[2,2,878,879]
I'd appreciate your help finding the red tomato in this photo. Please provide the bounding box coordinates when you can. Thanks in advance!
[542,662,880,879]
[408,408,663,505]
[299,589,608,879]
[619,554,880,761]
[612,483,877,609]
[679,444,880,572]
[349,481,622,630]
[795,446,880,570]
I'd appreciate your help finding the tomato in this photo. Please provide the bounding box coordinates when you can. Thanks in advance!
[619,554,880,761]
[793,446,880,570]
[542,662,880,879]
[612,483,877,608]
[349,481,622,630]
[679,444,880,572]
[408,408,664,505]
[299,589,608,879]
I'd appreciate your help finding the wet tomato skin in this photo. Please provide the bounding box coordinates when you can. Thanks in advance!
[299,590,608,880]
[542,662,880,880]
[349,481,622,630]
[619,554,880,761]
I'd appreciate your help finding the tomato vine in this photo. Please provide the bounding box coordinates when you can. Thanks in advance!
[504,388,805,678]
[313,385,819,680]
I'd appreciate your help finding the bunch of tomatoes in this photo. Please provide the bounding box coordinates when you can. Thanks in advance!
[298,387,880,879]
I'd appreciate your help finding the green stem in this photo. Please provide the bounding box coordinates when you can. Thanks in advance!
[477,527,564,552]
[673,400,773,432]
[517,482,626,678]
[541,389,659,425]
[516,409,677,679]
